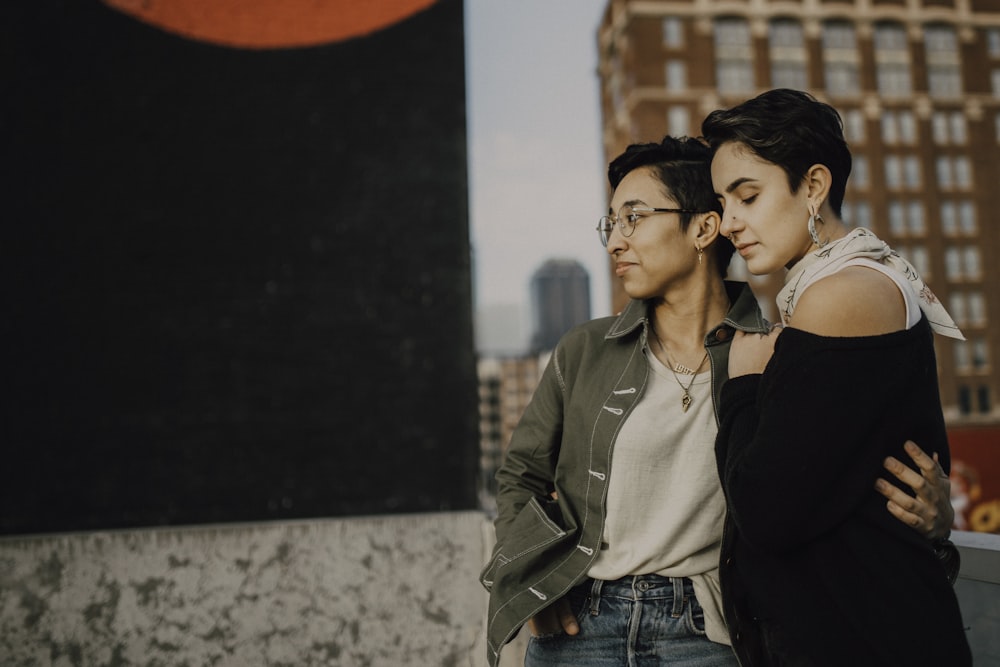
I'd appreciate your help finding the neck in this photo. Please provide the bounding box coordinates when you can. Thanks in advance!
[649,276,730,357]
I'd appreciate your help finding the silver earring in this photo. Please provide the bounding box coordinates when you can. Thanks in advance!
[697,245,703,265]
[808,212,828,248]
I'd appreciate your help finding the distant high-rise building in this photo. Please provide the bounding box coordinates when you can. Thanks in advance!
[597,0,1000,423]
[530,258,592,352]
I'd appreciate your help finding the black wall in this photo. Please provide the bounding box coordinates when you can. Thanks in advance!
[2,0,478,533]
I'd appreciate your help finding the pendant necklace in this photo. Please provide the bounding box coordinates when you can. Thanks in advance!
[650,327,709,413]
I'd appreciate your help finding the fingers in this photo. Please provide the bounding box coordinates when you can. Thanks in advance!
[528,598,578,638]
[902,440,946,478]
[555,598,580,636]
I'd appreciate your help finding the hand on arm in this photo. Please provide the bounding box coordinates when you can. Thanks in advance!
[527,598,579,637]
[875,440,953,540]
[728,324,783,378]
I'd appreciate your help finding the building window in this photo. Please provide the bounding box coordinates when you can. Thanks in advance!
[663,17,684,48]
[940,201,957,235]
[992,69,1000,97]
[955,343,971,373]
[843,200,872,229]
[874,23,912,96]
[881,111,916,145]
[988,28,1000,58]
[888,200,905,234]
[933,111,967,145]
[936,156,971,189]
[665,60,687,91]
[715,18,755,95]
[770,18,808,89]
[823,21,860,96]
[949,293,967,326]
[888,200,925,235]
[885,156,903,189]
[964,246,981,279]
[977,386,991,413]
[972,338,990,371]
[904,156,921,188]
[851,156,869,189]
[954,156,972,188]
[667,106,690,137]
[925,24,962,98]
[968,291,986,326]
[907,201,925,234]
[959,201,976,234]
[945,246,961,279]
[913,246,929,277]
[958,385,971,413]
[945,245,982,281]
[898,244,930,277]
[843,109,866,142]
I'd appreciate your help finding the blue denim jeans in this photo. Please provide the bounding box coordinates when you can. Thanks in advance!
[525,574,738,667]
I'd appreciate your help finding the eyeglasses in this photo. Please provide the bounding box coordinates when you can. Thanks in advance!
[596,204,700,247]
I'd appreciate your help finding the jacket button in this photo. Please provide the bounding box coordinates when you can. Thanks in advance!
[715,329,730,342]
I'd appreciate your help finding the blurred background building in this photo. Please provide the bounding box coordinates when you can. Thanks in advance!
[530,258,592,352]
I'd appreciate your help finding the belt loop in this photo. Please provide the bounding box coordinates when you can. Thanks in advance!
[589,578,604,616]
[670,577,685,618]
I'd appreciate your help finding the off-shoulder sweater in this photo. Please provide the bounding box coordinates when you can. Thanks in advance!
[715,317,971,666]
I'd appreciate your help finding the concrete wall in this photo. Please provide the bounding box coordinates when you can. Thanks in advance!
[0,512,489,666]
[3,518,997,666]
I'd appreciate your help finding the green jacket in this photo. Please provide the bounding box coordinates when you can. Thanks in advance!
[480,281,768,666]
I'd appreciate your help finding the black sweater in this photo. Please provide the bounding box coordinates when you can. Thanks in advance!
[716,317,971,666]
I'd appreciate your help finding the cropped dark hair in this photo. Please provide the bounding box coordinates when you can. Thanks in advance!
[701,89,851,216]
[608,136,735,277]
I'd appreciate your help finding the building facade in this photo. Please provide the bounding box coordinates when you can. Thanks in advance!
[597,0,1000,423]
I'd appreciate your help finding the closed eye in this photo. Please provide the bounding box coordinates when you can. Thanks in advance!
[741,194,757,205]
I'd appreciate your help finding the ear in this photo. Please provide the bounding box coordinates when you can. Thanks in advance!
[804,163,833,214]
[691,210,722,248]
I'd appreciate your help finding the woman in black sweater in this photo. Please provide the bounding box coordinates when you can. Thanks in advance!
[703,89,972,666]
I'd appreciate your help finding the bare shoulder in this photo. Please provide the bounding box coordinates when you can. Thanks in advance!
[790,265,906,336]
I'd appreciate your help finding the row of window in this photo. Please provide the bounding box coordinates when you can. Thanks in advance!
[852,199,978,237]
[662,17,1000,98]
[955,338,991,373]
[957,385,992,415]
[666,103,1000,150]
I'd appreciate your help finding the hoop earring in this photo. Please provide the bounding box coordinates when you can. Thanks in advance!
[696,244,704,265]
[808,212,828,248]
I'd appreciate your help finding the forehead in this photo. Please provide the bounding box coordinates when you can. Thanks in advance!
[610,166,673,206]
[712,142,777,178]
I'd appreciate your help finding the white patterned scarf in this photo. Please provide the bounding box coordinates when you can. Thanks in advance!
[777,228,965,340]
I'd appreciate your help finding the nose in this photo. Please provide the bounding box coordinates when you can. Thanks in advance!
[605,221,627,255]
[720,206,740,240]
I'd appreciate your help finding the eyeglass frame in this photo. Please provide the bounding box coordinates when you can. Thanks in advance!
[596,204,703,247]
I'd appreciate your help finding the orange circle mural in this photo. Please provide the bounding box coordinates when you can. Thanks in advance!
[100,0,439,49]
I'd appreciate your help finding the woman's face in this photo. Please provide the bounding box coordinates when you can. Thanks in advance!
[711,141,814,275]
[605,166,697,300]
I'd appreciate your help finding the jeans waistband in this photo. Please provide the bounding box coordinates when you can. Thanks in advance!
[582,574,691,617]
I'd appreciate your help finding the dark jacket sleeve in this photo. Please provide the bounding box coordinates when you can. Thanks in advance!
[716,326,937,554]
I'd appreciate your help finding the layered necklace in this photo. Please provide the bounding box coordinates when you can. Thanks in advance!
[650,327,709,413]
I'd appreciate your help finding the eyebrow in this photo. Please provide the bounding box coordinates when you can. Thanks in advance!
[609,198,647,214]
[723,177,756,194]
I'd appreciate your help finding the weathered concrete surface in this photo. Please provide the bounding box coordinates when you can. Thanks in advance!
[0,511,489,666]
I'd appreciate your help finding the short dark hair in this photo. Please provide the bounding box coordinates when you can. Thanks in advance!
[608,136,735,277]
[701,88,852,216]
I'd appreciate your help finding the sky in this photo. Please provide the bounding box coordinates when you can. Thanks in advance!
[465,0,612,352]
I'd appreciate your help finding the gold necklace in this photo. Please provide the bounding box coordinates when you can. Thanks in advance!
[650,328,709,413]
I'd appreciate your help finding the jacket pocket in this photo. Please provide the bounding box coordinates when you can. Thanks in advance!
[480,496,575,590]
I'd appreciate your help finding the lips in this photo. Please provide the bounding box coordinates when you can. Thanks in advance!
[615,262,636,276]
[734,242,757,257]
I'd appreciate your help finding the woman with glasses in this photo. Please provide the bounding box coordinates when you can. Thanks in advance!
[704,89,971,666]
[480,135,956,667]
